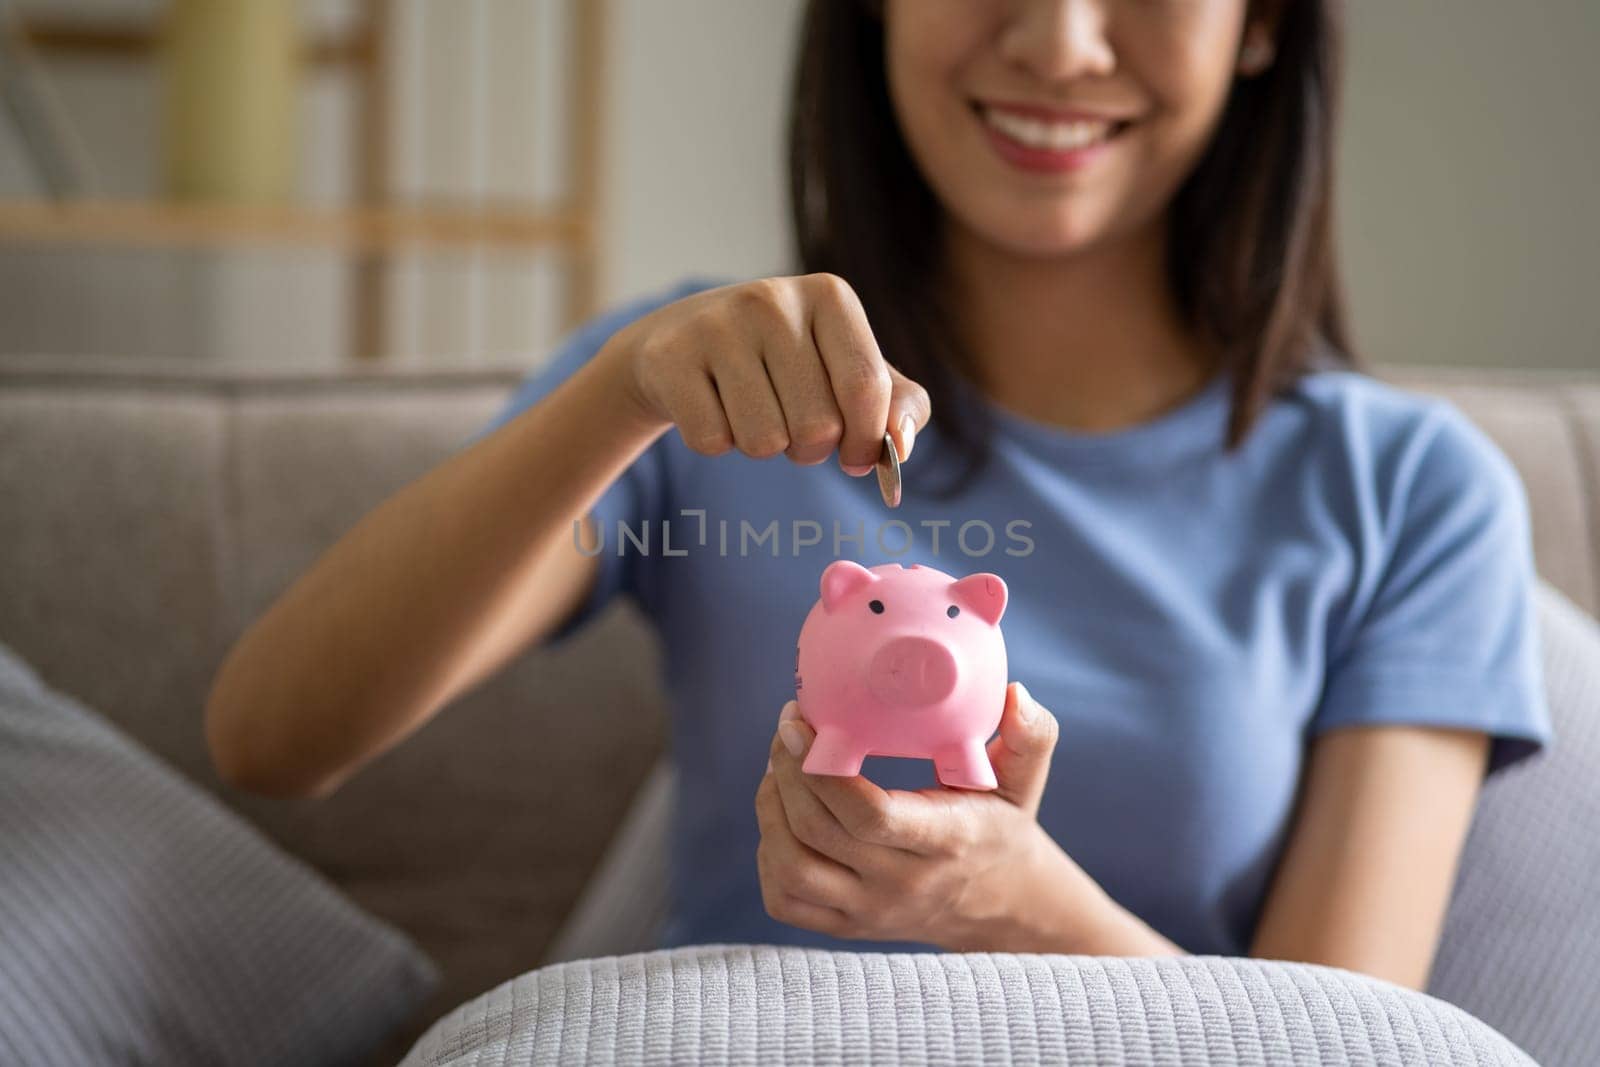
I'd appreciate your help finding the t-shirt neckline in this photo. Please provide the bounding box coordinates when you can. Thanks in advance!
[982,366,1234,471]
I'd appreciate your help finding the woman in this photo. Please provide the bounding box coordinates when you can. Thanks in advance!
[205,0,1551,991]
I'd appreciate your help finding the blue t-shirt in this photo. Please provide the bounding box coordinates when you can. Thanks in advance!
[472,277,1553,957]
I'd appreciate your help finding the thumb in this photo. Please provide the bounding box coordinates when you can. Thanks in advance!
[987,682,1059,814]
[886,365,931,464]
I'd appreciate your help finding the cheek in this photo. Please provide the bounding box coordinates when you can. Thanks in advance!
[886,0,990,70]
[1102,29,1244,218]
[1128,11,1248,149]
[885,2,992,159]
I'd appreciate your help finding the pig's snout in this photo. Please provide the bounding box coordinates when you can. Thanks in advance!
[867,637,958,707]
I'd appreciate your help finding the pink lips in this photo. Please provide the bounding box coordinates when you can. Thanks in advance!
[976,103,1128,175]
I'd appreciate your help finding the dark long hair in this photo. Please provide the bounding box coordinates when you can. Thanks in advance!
[788,0,1358,492]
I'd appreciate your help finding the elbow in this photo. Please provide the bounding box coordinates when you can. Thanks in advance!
[204,679,341,800]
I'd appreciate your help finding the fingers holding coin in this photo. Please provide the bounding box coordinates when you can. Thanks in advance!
[876,431,902,509]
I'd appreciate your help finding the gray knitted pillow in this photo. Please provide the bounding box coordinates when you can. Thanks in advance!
[0,642,437,1067]
[400,944,1534,1066]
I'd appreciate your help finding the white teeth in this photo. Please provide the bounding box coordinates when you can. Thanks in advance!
[981,108,1116,151]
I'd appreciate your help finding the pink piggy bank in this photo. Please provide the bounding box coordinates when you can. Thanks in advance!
[794,560,1009,790]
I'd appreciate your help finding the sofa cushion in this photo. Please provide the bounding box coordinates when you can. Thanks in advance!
[0,642,437,1067]
[0,363,669,1029]
[399,945,1535,1066]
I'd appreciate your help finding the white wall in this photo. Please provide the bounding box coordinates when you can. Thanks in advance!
[1337,0,1600,370]
[601,0,803,302]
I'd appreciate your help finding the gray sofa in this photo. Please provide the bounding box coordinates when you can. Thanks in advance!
[2,354,1598,1064]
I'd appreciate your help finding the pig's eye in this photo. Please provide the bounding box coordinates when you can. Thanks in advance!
[868,599,885,614]
[946,605,960,619]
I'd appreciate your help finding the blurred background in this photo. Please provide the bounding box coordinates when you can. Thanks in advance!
[0,0,1596,372]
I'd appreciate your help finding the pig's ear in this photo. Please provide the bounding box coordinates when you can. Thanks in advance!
[952,573,1007,625]
[820,560,878,612]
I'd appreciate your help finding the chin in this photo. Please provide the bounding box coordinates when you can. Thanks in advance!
[967,211,1115,260]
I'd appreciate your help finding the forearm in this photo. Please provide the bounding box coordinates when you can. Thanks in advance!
[1248,726,1489,990]
[205,346,665,797]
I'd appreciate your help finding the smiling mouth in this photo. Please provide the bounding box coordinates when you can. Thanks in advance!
[971,102,1133,152]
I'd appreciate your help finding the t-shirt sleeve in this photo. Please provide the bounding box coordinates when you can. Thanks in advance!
[461,278,718,644]
[1311,402,1554,776]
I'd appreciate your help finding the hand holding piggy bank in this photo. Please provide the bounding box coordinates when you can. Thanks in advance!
[794,561,1008,790]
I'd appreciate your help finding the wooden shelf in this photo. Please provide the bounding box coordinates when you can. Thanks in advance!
[3,1,609,354]
[0,199,587,254]
[15,17,372,68]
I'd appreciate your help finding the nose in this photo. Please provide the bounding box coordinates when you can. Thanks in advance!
[999,0,1115,83]
[868,637,959,707]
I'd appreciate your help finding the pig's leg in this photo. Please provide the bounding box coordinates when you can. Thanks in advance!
[934,741,998,791]
[803,727,867,777]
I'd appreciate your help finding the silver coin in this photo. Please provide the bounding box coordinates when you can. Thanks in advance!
[876,431,902,509]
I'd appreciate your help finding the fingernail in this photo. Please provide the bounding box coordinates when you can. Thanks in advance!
[1014,682,1034,722]
[765,758,773,774]
[842,462,873,477]
[778,720,806,757]
[898,414,916,462]
[779,700,800,724]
